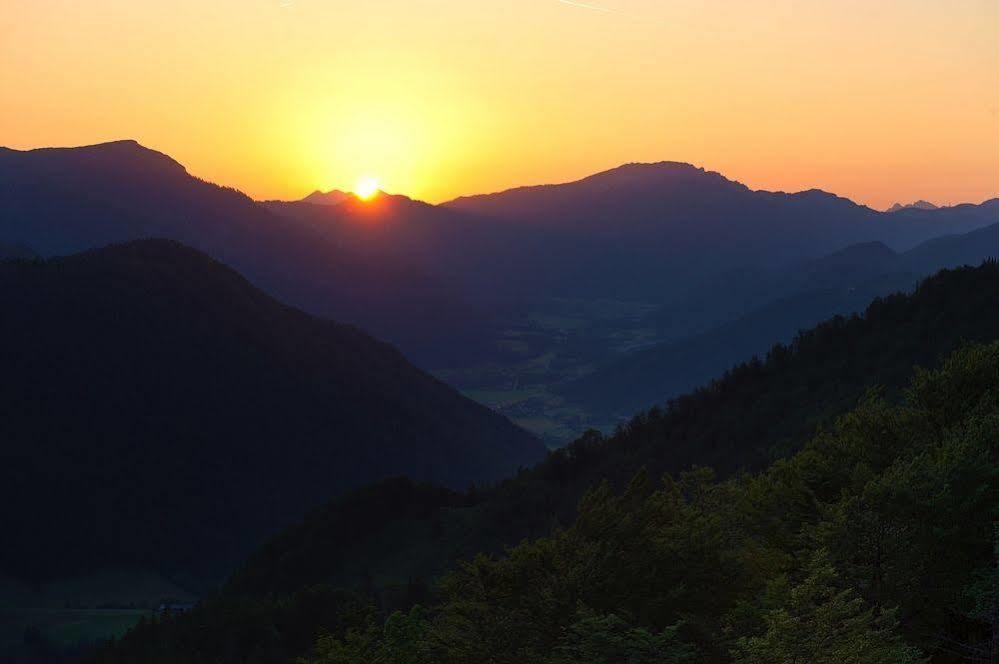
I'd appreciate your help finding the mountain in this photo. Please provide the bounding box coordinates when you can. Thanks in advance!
[561,286,905,418]
[903,204,999,271]
[439,162,999,309]
[262,191,468,263]
[266,161,999,310]
[0,141,486,365]
[91,260,999,664]
[262,190,560,310]
[567,210,999,418]
[7,144,999,369]
[300,189,349,206]
[887,199,938,212]
[0,240,543,589]
[445,162,988,256]
[639,240,909,344]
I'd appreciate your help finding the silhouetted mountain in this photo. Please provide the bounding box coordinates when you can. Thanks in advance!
[262,191,463,262]
[6,142,999,375]
[887,199,938,212]
[639,240,909,344]
[0,240,543,588]
[565,212,999,416]
[0,141,486,365]
[300,189,349,206]
[902,202,999,271]
[562,286,909,417]
[446,162,985,252]
[805,239,897,271]
[267,162,999,311]
[438,162,999,306]
[254,194,502,304]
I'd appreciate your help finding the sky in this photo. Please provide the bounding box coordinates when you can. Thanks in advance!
[3,0,998,208]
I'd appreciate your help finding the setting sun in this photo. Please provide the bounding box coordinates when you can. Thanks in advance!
[355,177,380,201]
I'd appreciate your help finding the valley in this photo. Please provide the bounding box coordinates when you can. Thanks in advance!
[436,297,661,444]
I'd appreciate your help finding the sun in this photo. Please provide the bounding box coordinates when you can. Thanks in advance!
[355,177,380,201]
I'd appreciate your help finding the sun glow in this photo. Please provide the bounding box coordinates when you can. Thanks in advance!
[355,177,380,201]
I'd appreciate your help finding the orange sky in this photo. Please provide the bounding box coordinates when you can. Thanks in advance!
[3,0,998,209]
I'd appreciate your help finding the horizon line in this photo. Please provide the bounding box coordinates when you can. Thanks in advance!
[4,138,997,213]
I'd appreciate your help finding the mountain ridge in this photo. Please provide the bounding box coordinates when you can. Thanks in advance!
[565,215,999,417]
[0,140,492,366]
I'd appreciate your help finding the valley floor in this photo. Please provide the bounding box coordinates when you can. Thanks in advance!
[433,297,661,445]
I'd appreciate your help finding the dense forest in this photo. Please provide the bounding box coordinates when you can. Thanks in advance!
[289,340,997,662]
[87,262,999,662]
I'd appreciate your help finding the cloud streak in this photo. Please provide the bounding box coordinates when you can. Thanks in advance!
[557,0,614,13]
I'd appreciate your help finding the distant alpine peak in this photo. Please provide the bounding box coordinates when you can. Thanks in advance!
[887,200,939,213]
[586,160,722,182]
[301,189,350,206]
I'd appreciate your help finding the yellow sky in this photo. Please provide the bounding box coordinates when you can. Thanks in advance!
[3,0,998,208]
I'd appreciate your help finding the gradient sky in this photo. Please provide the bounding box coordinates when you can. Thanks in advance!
[3,0,998,208]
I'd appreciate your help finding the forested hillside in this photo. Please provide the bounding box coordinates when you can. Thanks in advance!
[289,340,999,662]
[0,240,542,590]
[89,261,999,663]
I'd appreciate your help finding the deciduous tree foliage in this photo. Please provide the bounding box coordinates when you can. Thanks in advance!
[295,343,999,662]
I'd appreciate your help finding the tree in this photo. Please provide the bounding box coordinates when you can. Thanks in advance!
[732,550,925,664]
[548,609,693,663]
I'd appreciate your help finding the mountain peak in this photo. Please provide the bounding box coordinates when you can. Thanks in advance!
[2,139,188,178]
[814,240,897,267]
[887,200,938,213]
[301,189,350,206]
[579,161,746,192]
[444,160,747,213]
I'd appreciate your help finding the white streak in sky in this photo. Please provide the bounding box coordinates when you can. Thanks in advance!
[557,0,614,13]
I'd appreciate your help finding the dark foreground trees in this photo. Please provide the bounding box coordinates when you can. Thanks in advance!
[294,343,998,662]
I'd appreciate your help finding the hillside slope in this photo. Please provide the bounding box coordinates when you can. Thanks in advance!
[0,240,543,588]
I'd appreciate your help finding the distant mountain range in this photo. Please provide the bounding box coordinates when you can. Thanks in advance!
[887,200,938,212]
[0,141,487,366]
[441,162,993,293]
[0,240,543,588]
[6,142,998,331]
[300,189,350,206]
[267,159,999,336]
[5,140,999,438]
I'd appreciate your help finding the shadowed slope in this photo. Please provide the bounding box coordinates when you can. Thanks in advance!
[0,240,543,587]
